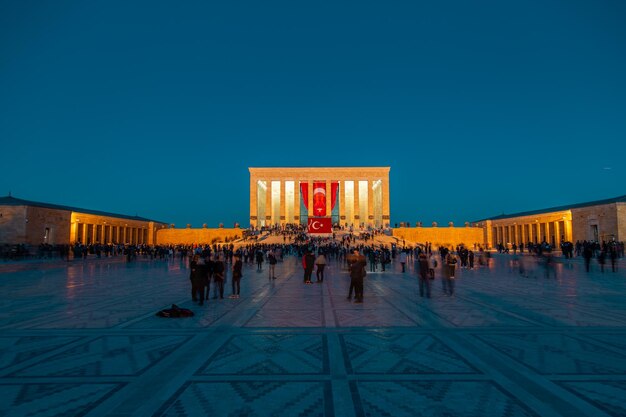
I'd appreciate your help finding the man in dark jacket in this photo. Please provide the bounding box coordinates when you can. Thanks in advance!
[418,252,431,298]
[303,250,315,284]
[348,249,367,302]
[190,255,208,305]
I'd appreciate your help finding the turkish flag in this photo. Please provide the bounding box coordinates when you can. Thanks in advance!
[313,182,326,216]
[308,217,332,234]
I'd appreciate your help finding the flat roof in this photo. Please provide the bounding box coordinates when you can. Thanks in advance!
[476,194,626,222]
[0,196,167,224]
[249,166,390,169]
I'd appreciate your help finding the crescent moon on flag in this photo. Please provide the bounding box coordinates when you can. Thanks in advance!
[311,221,322,230]
[313,188,326,195]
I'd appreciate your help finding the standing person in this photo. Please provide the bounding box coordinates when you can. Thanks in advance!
[610,247,618,272]
[583,245,593,272]
[315,251,327,282]
[268,250,277,280]
[468,250,475,269]
[205,254,215,300]
[303,250,315,284]
[213,255,226,299]
[190,255,207,305]
[444,251,457,296]
[230,254,243,298]
[417,252,431,298]
[399,250,407,273]
[348,249,367,303]
[429,254,437,280]
[256,250,264,271]
[598,250,606,273]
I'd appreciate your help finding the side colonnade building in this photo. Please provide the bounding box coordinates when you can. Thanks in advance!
[0,196,167,246]
[249,167,391,228]
[475,195,626,248]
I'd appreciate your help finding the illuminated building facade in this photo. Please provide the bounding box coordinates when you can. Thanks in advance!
[249,167,391,228]
[0,196,167,245]
[474,195,626,247]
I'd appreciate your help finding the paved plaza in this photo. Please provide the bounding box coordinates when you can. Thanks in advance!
[1,254,625,417]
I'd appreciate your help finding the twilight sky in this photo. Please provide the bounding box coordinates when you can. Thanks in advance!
[1,0,625,227]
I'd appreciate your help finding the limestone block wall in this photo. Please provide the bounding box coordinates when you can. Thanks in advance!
[0,206,71,245]
[392,227,485,249]
[25,207,71,245]
[571,203,625,242]
[156,228,242,245]
[0,205,28,244]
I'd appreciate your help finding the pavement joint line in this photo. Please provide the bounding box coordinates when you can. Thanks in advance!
[444,331,615,417]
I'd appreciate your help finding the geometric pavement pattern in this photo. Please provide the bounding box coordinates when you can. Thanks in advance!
[0,254,625,416]
[354,380,539,417]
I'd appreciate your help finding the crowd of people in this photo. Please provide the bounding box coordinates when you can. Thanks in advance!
[4,229,622,310]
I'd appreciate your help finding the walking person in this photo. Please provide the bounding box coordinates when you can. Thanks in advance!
[213,255,226,299]
[190,255,208,305]
[583,245,593,272]
[429,254,437,280]
[348,249,367,303]
[315,251,327,282]
[256,250,264,271]
[417,252,431,298]
[230,254,242,298]
[268,250,277,280]
[399,250,407,272]
[303,250,315,284]
[610,247,618,272]
[598,250,606,273]
[444,251,457,296]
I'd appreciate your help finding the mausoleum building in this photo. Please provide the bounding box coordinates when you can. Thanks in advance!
[249,167,391,228]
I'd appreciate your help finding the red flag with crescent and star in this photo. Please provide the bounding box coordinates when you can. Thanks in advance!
[313,182,326,216]
[308,217,332,234]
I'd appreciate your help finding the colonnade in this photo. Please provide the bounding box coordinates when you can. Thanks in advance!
[72,222,149,245]
[249,167,391,229]
[489,212,572,248]
[69,213,159,245]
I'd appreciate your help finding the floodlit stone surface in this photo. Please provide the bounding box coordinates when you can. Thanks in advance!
[0,254,625,416]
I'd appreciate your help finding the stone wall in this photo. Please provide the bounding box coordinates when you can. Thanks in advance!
[571,202,626,242]
[392,226,484,249]
[156,228,243,245]
[26,207,71,245]
[0,205,71,245]
[0,205,27,244]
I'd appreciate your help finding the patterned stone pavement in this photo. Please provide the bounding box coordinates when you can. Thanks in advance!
[1,253,625,417]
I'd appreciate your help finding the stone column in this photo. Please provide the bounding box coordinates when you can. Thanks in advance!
[339,180,346,225]
[367,179,374,227]
[326,179,332,218]
[249,174,257,228]
[564,220,571,242]
[554,221,561,246]
[280,180,286,226]
[382,176,390,227]
[307,181,313,219]
[294,180,301,224]
[353,180,360,227]
[266,180,272,226]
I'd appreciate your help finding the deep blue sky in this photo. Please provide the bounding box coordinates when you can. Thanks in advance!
[1,0,625,227]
